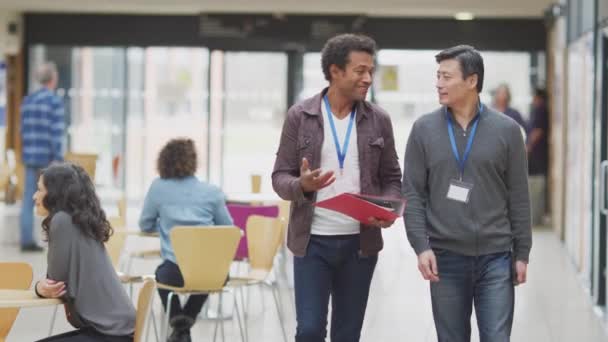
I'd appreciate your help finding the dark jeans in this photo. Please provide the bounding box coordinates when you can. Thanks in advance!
[36,328,132,342]
[155,260,208,321]
[19,166,41,246]
[431,249,514,342]
[294,234,377,342]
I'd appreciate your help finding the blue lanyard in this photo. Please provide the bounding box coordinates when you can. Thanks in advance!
[445,103,483,180]
[323,95,356,172]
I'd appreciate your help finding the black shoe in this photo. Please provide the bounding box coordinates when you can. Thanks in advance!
[21,244,44,252]
[168,315,194,342]
[168,328,192,342]
[169,315,195,330]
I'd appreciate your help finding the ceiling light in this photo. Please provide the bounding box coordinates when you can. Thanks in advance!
[454,12,475,21]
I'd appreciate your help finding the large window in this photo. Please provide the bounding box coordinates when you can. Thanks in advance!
[374,50,533,155]
[28,46,210,201]
[27,46,535,201]
[221,52,288,194]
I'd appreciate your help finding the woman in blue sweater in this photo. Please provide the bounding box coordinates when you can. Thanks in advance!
[139,138,233,342]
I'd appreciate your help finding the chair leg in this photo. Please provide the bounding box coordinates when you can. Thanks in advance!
[164,292,175,341]
[271,284,288,342]
[145,296,160,342]
[220,292,225,342]
[213,294,220,342]
[259,283,267,313]
[151,307,160,342]
[48,305,58,336]
[145,310,151,342]
[281,246,296,314]
[238,287,249,341]
[233,292,246,342]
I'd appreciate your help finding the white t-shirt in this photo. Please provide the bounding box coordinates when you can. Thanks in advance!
[310,102,361,235]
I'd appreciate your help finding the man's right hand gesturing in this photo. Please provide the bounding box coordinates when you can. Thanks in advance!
[299,158,335,193]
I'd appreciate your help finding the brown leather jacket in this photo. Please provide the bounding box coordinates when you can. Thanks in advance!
[272,89,402,257]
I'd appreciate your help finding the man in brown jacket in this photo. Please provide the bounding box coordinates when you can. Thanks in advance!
[272,34,402,342]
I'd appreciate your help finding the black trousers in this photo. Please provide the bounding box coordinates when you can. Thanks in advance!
[155,260,208,321]
[36,328,132,342]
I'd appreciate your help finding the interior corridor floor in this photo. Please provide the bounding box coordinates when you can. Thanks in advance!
[1,210,607,341]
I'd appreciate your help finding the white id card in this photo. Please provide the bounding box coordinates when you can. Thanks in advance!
[446,179,473,203]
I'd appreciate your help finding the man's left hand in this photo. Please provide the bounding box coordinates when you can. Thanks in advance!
[514,260,528,285]
[368,217,395,228]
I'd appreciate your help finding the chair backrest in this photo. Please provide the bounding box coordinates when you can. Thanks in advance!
[171,226,241,291]
[246,216,284,271]
[65,152,98,180]
[0,262,33,342]
[226,204,279,260]
[133,278,156,342]
[277,200,291,242]
[117,197,127,222]
[105,230,127,269]
[277,200,291,223]
[0,162,9,194]
[15,163,24,201]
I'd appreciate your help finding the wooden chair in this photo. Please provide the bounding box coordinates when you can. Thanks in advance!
[0,162,10,196]
[134,278,156,342]
[0,262,33,342]
[107,196,128,268]
[105,227,159,342]
[65,152,98,180]
[228,216,288,342]
[158,226,244,342]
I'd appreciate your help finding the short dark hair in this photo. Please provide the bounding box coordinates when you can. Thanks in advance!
[157,138,197,179]
[435,45,484,93]
[534,88,547,102]
[321,34,377,82]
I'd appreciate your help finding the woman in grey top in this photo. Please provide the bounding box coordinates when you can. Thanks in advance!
[33,163,136,342]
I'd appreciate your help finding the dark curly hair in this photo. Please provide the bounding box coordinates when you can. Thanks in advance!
[41,162,113,243]
[321,33,377,82]
[157,138,197,179]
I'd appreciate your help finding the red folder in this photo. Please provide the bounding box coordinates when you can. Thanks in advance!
[314,193,406,224]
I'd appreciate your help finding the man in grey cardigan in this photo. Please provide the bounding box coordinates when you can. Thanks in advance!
[402,45,532,342]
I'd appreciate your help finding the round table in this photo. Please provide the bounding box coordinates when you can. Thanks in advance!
[0,289,62,308]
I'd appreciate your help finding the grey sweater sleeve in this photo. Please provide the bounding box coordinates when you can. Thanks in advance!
[402,121,431,254]
[46,213,73,283]
[506,124,532,262]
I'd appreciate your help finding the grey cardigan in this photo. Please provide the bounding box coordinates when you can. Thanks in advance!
[46,211,135,336]
[402,106,532,262]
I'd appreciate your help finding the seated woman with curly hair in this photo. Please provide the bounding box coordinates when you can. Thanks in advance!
[139,138,233,342]
[34,163,136,342]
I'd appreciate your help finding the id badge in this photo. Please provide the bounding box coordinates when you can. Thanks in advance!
[446,179,473,203]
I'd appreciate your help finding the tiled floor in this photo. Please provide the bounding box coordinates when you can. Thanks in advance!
[1,205,608,341]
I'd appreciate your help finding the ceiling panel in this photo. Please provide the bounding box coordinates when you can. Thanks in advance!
[0,0,553,18]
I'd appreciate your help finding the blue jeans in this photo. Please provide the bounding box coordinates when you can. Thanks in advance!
[19,166,41,246]
[430,249,514,342]
[294,234,377,342]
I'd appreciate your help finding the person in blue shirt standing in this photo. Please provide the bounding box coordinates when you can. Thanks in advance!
[139,138,233,342]
[19,62,65,252]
